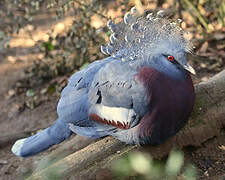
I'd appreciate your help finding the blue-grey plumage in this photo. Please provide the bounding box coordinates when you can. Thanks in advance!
[12,119,71,157]
[11,7,196,157]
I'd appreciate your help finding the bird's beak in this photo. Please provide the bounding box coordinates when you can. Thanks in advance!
[182,64,196,75]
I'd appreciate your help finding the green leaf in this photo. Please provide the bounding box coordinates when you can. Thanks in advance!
[42,42,54,51]
[166,150,184,175]
[105,30,112,36]
[183,164,197,180]
[47,85,56,95]
[26,89,35,97]
[111,157,132,178]
[129,152,152,174]
[79,62,89,70]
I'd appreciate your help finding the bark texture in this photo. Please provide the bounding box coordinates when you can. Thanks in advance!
[27,70,225,180]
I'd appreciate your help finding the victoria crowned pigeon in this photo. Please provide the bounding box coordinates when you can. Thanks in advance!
[12,7,195,157]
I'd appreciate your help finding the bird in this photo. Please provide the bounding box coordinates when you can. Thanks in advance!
[12,7,195,157]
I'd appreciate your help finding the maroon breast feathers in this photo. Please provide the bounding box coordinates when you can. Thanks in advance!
[135,67,195,145]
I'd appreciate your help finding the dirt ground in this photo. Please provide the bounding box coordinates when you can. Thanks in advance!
[0,7,225,180]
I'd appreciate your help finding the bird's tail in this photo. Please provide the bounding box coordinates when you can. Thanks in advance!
[11,119,71,157]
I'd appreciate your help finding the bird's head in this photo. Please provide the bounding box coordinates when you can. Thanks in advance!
[149,41,196,79]
[101,7,196,77]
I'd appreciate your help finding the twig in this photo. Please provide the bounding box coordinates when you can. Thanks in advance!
[177,0,182,19]
[182,0,210,32]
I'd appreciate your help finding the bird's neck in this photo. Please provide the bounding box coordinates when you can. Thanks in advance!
[134,57,187,81]
[151,63,186,81]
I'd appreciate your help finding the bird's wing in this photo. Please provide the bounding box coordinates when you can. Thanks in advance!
[57,57,114,126]
[87,60,149,130]
[58,58,150,138]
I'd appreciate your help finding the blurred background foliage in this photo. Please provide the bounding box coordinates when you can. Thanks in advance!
[26,149,197,179]
[1,0,224,88]
[112,150,197,180]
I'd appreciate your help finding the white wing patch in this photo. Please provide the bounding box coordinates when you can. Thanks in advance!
[92,104,136,127]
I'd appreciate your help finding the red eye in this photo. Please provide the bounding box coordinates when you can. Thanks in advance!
[168,56,174,61]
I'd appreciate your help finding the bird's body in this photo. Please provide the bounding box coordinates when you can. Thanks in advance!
[12,8,195,157]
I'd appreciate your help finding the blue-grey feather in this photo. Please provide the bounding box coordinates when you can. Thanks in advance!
[89,60,149,116]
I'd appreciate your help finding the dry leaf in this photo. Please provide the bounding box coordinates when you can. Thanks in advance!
[213,33,225,40]
[218,145,225,151]
[199,42,209,53]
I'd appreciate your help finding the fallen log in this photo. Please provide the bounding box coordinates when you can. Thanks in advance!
[27,70,225,180]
